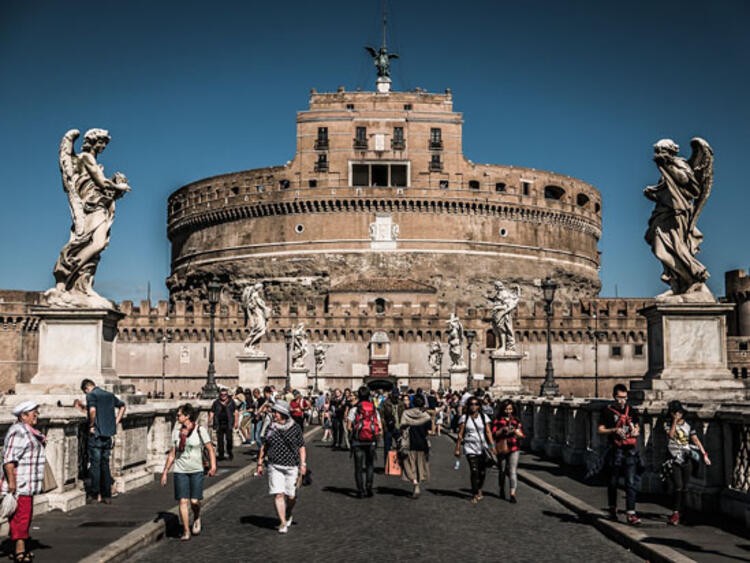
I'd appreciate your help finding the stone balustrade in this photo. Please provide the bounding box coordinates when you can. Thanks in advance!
[509,395,750,528]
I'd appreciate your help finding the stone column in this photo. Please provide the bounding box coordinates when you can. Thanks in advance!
[631,303,745,401]
[489,351,524,395]
[237,354,269,389]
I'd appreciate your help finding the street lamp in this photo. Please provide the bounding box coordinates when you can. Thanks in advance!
[465,329,477,390]
[586,305,604,398]
[202,277,221,400]
[540,277,560,397]
[158,326,172,397]
[284,330,293,390]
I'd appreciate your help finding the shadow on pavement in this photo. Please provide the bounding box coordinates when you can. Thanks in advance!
[239,515,279,529]
[541,509,585,524]
[375,486,411,497]
[0,538,52,558]
[321,485,359,497]
[153,511,182,538]
[426,488,472,500]
[642,537,750,562]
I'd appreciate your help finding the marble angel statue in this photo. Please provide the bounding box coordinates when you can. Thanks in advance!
[488,281,520,353]
[291,323,309,368]
[446,313,465,369]
[47,128,131,308]
[241,282,271,354]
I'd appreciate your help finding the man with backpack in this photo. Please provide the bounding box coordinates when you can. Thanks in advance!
[598,383,642,525]
[346,386,382,498]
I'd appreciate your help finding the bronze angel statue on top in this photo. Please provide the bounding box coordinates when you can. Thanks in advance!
[365,46,399,79]
[46,129,131,308]
[644,137,713,301]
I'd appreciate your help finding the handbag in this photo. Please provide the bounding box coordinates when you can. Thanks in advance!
[385,450,402,476]
[197,427,211,475]
[42,460,57,492]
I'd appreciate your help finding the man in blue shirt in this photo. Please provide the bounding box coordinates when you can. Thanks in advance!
[81,379,126,503]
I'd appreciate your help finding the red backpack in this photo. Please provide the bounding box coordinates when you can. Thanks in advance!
[354,401,380,442]
[608,405,637,448]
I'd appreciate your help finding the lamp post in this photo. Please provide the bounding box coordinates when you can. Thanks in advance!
[284,330,293,390]
[158,326,172,397]
[539,277,560,397]
[586,305,604,398]
[465,329,477,389]
[202,277,221,400]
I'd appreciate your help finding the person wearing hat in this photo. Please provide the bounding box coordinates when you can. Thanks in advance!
[256,400,307,534]
[664,400,711,526]
[3,401,46,562]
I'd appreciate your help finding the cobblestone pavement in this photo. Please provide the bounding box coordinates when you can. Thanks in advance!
[134,434,641,562]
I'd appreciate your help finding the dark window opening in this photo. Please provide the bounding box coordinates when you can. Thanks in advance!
[346,103,354,110]
[230,186,239,196]
[595,202,601,213]
[392,127,405,150]
[495,182,506,192]
[429,154,442,172]
[375,298,386,314]
[486,330,496,349]
[315,127,329,150]
[468,180,480,190]
[611,345,622,358]
[743,367,748,379]
[634,344,644,357]
[354,127,367,149]
[403,104,412,111]
[308,179,317,188]
[391,165,407,187]
[352,164,369,186]
[522,181,531,196]
[315,153,328,172]
[279,179,290,190]
[439,180,449,189]
[372,164,388,187]
[544,185,565,200]
[740,342,749,351]
[577,193,590,207]
[172,201,182,212]
[429,128,443,149]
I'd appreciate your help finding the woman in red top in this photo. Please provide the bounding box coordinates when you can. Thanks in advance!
[492,400,524,503]
[289,391,310,430]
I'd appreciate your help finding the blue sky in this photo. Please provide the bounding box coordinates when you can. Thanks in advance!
[1,0,747,302]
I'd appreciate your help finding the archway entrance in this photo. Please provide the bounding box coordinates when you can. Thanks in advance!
[364,375,397,391]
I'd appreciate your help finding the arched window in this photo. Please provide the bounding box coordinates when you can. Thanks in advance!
[576,193,590,207]
[544,185,565,200]
[375,298,386,315]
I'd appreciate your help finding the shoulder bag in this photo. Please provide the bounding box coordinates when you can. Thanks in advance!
[197,427,211,475]
[470,414,497,467]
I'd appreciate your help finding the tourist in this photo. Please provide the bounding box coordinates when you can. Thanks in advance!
[321,394,333,442]
[663,400,711,526]
[2,401,46,562]
[492,399,524,503]
[399,394,432,499]
[81,378,126,503]
[254,386,273,446]
[160,403,217,541]
[208,387,239,461]
[256,400,307,534]
[379,388,405,456]
[598,383,642,525]
[347,386,382,498]
[343,388,358,451]
[331,388,345,449]
[454,397,495,504]
[289,390,310,430]
[239,388,255,444]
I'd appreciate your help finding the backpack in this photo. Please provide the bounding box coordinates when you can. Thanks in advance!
[608,405,637,448]
[354,401,380,442]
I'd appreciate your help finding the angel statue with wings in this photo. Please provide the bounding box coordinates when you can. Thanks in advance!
[488,281,520,353]
[47,128,131,308]
[446,313,465,369]
[313,342,330,373]
[365,46,399,79]
[241,282,271,355]
[644,138,714,301]
[291,323,309,368]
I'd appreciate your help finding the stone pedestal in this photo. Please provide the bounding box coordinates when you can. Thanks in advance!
[630,303,746,401]
[449,365,468,390]
[289,367,309,391]
[376,76,392,93]
[237,354,269,389]
[16,307,127,401]
[490,351,524,394]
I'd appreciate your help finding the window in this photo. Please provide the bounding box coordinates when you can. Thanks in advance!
[346,103,354,110]
[429,154,442,171]
[468,180,480,190]
[392,127,405,150]
[279,179,290,190]
[521,181,531,196]
[577,193,590,207]
[375,298,386,314]
[354,127,367,149]
[495,182,506,192]
[439,180,449,189]
[315,127,328,150]
[611,345,622,358]
[315,153,328,172]
[740,342,748,351]
[294,224,304,234]
[634,344,644,357]
[230,186,240,196]
[350,162,409,187]
[255,184,264,193]
[308,179,317,188]
[499,228,508,237]
[430,128,443,149]
[403,103,412,111]
[544,185,565,200]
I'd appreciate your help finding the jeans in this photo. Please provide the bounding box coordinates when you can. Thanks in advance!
[88,435,113,499]
[216,426,233,459]
[332,417,344,448]
[498,450,520,492]
[252,421,262,444]
[607,448,639,512]
[353,444,376,494]
[671,460,691,512]
[466,454,487,496]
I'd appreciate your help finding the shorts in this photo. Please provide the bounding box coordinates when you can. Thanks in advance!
[174,471,205,501]
[267,464,299,498]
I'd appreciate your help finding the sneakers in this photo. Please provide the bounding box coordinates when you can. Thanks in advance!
[192,518,201,535]
[509,494,517,504]
[626,513,642,526]
[278,523,289,534]
[668,511,680,526]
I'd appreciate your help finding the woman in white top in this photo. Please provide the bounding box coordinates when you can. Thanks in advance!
[161,404,217,541]
[454,397,495,504]
[664,400,710,526]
